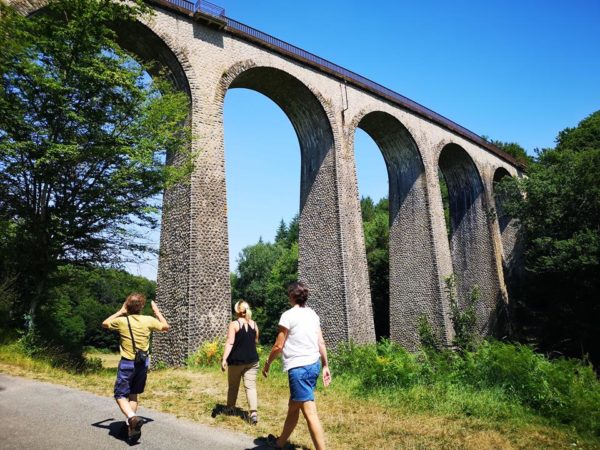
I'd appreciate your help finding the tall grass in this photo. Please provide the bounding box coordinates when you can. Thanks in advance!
[331,339,600,436]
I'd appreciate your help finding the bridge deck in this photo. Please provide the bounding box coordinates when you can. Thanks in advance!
[149,0,522,169]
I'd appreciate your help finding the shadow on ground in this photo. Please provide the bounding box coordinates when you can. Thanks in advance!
[211,403,250,422]
[91,417,154,446]
[245,436,307,450]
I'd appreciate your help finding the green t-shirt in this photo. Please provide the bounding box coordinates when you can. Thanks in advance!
[108,315,165,360]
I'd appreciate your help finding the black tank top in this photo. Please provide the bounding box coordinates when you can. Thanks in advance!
[227,319,259,365]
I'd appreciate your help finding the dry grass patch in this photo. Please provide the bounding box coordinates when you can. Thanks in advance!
[0,349,597,450]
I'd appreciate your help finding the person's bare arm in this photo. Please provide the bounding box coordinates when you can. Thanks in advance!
[262,326,288,377]
[221,321,237,371]
[254,322,260,344]
[318,328,331,387]
[102,301,127,329]
[151,300,170,332]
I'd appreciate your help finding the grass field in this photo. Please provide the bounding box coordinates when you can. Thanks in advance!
[0,343,598,450]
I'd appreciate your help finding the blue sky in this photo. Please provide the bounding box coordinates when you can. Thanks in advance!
[125,0,600,280]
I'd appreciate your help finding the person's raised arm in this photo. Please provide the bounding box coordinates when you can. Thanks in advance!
[262,326,288,378]
[102,301,127,329]
[221,321,237,371]
[318,328,331,387]
[151,300,170,332]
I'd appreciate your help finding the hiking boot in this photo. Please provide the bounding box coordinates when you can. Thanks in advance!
[128,416,143,444]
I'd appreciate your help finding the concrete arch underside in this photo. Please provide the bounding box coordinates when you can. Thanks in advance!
[356,111,449,349]
[439,144,504,336]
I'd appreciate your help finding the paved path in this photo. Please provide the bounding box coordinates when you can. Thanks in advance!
[0,374,270,449]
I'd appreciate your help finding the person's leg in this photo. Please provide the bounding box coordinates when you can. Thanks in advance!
[227,364,243,409]
[116,397,136,418]
[300,400,326,450]
[128,362,148,416]
[242,362,259,416]
[129,394,138,413]
[114,360,136,420]
[126,363,148,443]
[276,400,302,448]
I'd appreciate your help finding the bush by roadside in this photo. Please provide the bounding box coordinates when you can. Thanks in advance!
[331,339,600,436]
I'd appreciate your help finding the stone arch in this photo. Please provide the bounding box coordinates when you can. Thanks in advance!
[349,109,449,348]
[438,143,502,335]
[217,62,337,209]
[10,0,197,95]
[216,61,352,345]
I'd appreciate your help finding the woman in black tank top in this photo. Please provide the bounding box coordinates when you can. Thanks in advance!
[221,300,260,424]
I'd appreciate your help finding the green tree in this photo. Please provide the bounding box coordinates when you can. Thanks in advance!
[262,242,299,344]
[233,240,284,326]
[497,110,600,365]
[274,219,288,244]
[483,136,534,169]
[0,0,191,333]
[231,216,300,344]
[361,196,389,339]
[41,265,156,352]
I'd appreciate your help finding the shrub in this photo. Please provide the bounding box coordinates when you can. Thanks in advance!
[458,340,600,434]
[331,339,600,435]
[332,339,421,390]
[445,274,479,353]
[186,340,224,367]
[16,330,101,373]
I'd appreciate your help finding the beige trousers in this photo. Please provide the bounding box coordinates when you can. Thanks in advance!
[227,361,259,411]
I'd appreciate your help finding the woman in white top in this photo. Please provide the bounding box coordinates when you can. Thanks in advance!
[262,281,331,450]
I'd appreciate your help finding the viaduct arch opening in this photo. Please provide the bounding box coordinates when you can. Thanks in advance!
[222,66,343,344]
[355,112,443,348]
[438,144,501,335]
[353,126,389,340]
[223,86,300,342]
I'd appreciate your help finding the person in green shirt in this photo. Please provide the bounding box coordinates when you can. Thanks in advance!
[102,293,169,443]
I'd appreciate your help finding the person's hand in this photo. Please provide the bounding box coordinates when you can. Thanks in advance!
[322,366,331,387]
[118,301,128,315]
[221,360,227,372]
[262,361,270,378]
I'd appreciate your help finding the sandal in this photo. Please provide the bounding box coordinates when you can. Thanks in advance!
[249,412,258,425]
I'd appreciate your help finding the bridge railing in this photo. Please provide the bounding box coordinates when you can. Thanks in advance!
[159,0,521,168]
[194,1,225,17]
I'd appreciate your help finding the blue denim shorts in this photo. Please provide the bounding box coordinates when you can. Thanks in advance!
[114,358,149,399]
[288,360,321,402]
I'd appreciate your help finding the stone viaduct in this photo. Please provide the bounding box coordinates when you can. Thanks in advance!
[12,0,524,366]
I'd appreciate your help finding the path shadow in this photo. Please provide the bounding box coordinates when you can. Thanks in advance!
[91,417,154,446]
[211,403,249,422]
[245,436,306,450]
